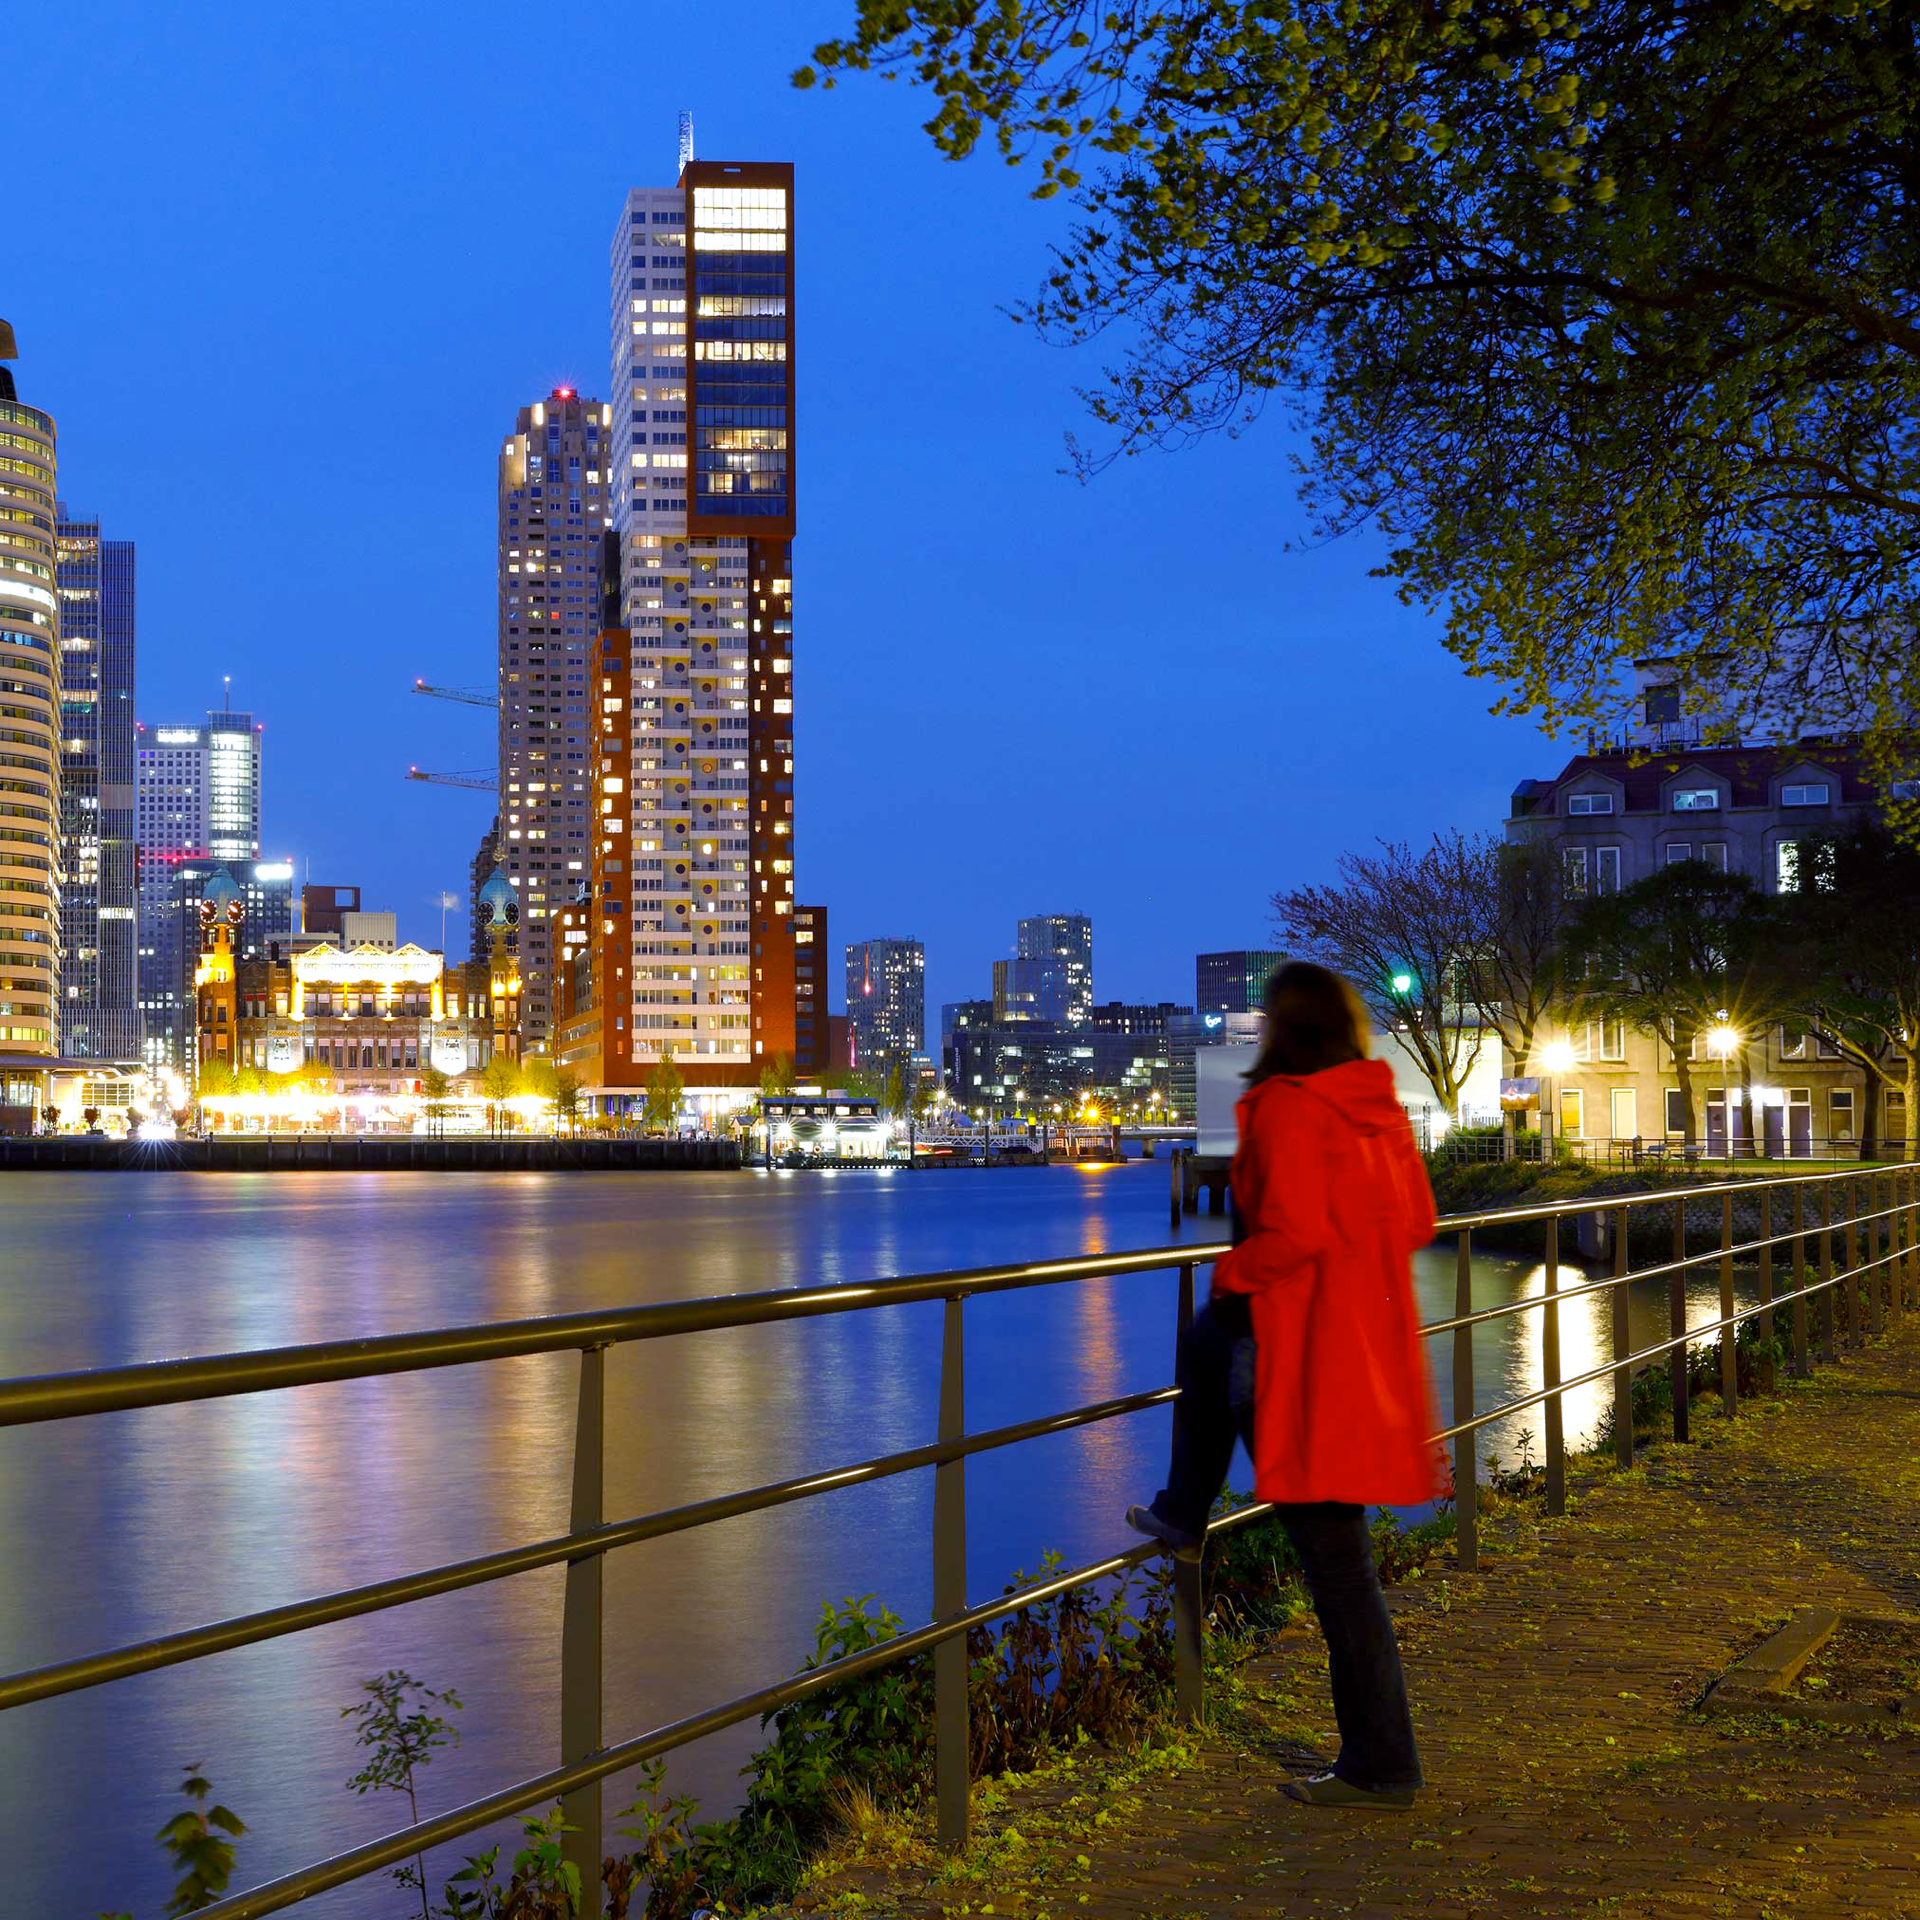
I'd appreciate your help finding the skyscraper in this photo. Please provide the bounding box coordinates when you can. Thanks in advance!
[0,322,63,1061]
[846,937,924,1074]
[55,508,139,1060]
[1196,949,1283,1014]
[555,148,797,1117]
[497,388,611,1054]
[136,708,263,1065]
[1014,913,1093,1026]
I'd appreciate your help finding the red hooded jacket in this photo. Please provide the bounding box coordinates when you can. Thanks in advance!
[1211,1058,1444,1508]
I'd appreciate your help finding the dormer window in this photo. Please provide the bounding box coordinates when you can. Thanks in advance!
[1781,782,1831,807]
[1566,793,1614,815]
[1673,789,1721,812]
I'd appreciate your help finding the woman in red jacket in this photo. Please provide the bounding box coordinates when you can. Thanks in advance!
[1127,961,1442,1809]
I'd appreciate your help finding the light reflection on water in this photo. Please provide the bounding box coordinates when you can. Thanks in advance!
[0,1168,1751,1918]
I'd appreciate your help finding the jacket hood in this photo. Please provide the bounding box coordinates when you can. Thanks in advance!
[1242,1057,1408,1137]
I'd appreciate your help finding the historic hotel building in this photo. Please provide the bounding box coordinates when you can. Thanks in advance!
[554,156,797,1118]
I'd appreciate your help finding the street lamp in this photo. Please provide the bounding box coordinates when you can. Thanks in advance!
[1707,1019,1740,1165]
[1539,1038,1577,1160]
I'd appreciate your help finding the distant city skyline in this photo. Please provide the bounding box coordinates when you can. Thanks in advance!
[9,1,1554,1044]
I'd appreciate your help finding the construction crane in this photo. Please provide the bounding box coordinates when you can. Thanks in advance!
[413,678,499,710]
[408,766,498,793]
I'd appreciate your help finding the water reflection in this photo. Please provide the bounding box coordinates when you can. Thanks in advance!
[0,1169,1764,1918]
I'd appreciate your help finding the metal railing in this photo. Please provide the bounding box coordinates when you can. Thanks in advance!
[0,1161,1915,1918]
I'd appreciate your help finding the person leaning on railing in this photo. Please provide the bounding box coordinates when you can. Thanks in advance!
[1127,960,1442,1811]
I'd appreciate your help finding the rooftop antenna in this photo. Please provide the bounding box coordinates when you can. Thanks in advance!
[678,109,694,176]
[222,673,231,714]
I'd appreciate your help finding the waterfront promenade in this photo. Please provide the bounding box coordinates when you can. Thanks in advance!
[784,1325,1920,1917]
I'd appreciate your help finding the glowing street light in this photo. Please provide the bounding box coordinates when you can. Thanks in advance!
[1390,972,1414,996]
[1707,1018,1741,1164]
[1538,1038,1578,1158]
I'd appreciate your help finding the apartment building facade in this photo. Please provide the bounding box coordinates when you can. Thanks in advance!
[1507,739,1896,1153]
[555,154,798,1119]
[496,388,610,1053]
[54,508,138,1060]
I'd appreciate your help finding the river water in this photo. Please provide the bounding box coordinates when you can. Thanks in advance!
[0,1165,1751,1918]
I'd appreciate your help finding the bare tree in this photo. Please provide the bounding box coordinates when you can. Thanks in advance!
[1273,837,1493,1121]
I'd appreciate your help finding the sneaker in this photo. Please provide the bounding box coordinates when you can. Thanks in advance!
[1124,1503,1203,1562]
[1281,1770,1416,1811]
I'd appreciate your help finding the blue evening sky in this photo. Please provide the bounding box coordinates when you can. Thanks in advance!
[13,0,1559,1030]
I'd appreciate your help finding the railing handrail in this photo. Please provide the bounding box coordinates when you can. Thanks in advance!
[5,1157,1915,1920]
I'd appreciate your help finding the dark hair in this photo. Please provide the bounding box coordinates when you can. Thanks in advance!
[1245,961,1370,1084]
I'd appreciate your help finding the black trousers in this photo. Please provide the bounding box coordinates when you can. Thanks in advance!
[1152,1295,1423,1791]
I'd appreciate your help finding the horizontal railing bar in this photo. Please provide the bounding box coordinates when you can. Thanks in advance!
[1422,1196,1913,1335]
[192,1510,1258,1920]
[1432,1159,1899,1233]
[0,1385,1180,1712]
[0,1247,1223,1429]
[1433,1243,1907,1442]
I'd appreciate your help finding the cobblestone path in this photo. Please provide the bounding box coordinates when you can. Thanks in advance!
[789,1326,1920,1918]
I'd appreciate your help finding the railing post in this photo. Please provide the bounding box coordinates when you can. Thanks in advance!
[1543,1216,1564,1514]
[1718,1189,1738,1419]
[1670,1196,1690,1443]
[1169,1145,1183,1230]
[1612,1206,1632,1469]
[1792,1182,1810,1377]
[935,1294,969,1853]
[1907,1165,1918,1311]
[1757,1185,1775,1392]
[1171,1263,1204,1723]
[1453,1229,1477,1571]
[1818,1181,1837,1362]
[1870,1175,1887,1335]
[1846,1187,1863,1341]
[560,1343,606,1905]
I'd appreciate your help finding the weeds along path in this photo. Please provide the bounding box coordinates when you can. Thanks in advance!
[780,1325,1920,1918]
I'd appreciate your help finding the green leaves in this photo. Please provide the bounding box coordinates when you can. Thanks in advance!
[807,0,1920,776]
[157,1766,246,1917]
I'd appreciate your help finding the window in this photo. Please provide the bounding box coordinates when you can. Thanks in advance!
[1594,846,1622,895]
[1779,1026,1807,1060]
[1566,792,1614,815]
[1830,1087,1855,1143]
[1776,840,1802,892]
[1597,1018,1626,1061]
[1665,1087,1689,1136]
[1781,783,1830,807]
[1558,1088,1584,1139]
[1610,1088,1638,1140]
[1562,846,1588,896]
[1673,789,1720,811]
[1700,843,1728,872]
[1665,842,1693,865]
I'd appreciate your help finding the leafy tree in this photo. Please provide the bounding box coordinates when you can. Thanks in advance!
[759,1050,797,1098]
[419,1064,452,1136]
[881,1059,912,1118]
[807,3,1920,804]
[643,1047,685,1133]
[196,1058,238,1099]
[234,1065,267,1098]
[519,1053,560,1102]
[479,1054,521,1135]
[1777,825,1920,1159]
[1273,834,1500,1120]
[342,1671,463,1920]
[554,1067,583,1132]
[156,1765,245,1917]
[1563,862,1782,1146]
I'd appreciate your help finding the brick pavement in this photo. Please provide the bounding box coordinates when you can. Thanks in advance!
[786,1326,1920,1918]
